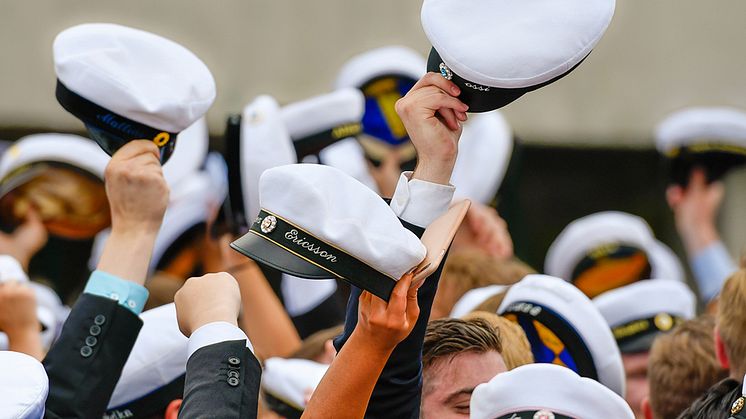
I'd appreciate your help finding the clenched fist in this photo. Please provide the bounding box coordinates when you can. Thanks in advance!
[174,272,242,338]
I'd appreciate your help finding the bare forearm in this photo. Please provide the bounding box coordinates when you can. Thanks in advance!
[303,330,392,419]
[233,263,301,360]
[8,328,44,360]
[97,230,158,285]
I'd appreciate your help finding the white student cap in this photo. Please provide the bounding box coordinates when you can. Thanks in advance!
[421,0,615,112]
[470,363,634,419]
[53,23,215,163]
[231,164,425,301]
[498,274,625,396]
[593,279,696,353]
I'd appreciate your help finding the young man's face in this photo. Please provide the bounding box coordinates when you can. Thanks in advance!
[622,351,650,419]
[421,350,507,418]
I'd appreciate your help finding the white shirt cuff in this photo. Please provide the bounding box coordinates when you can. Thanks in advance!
[390,171,455,228]
[187,321,254,359]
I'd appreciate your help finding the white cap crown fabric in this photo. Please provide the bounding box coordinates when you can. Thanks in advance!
[258,164,426,280]
[449,285,507,318]
[593,279,696,328]
[421,0,615,89]
[498,274,625,396]
[335,46,426,89]
[655,107,746,154]
[470,363,634,419]
[162,117,209,188]
[107,303,188,408]
[262,357,328,410]
[241,96,298,222]
[451,110,513,203]
[0,134,108,182]
[0,351,48,419]
[281,88,364,141]
[54,23,215,133]
[545,211,658,282]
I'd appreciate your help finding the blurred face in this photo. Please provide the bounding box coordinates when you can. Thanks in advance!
[421,350,507,419]
[622,352,649,419]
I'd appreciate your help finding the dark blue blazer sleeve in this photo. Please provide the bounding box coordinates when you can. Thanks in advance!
[333,219,445,419]
[179,340,262,419]
[43,293,143,419]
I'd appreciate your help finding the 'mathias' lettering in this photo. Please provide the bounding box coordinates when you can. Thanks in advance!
[285,229,338,262]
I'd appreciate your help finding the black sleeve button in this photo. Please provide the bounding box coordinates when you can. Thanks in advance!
[227,377,240,387]
[228,356,241,366]
[94,315,106,325]
[80,345,93,358]
[89,325,101,336]
[228,370,240,378]
[85,336,98,347]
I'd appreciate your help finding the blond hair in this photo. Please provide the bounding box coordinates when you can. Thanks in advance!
[648,315,728,419]
[462,311,534,369]
[717,267,746,378]
[431,251,534,318]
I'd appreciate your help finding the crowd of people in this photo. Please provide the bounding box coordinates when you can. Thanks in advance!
[1,1,746,418]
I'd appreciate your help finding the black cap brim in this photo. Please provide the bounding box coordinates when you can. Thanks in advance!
[667,150,746,186]
[231,211,398,301]
[230,232,333,280]
[426,48,587,113]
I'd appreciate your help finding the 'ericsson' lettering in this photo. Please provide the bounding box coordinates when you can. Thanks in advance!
[284,229,338,262]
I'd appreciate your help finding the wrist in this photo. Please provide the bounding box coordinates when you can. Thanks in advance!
[191,310,239,334]
[413,157,456,185]
[350,326,397,357]
[680,223,719,255]
[6,323,40,343]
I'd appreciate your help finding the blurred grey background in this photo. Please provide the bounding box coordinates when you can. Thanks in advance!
[1,0,745,271]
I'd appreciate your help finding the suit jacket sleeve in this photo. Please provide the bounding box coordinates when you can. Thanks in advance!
[333,219,445,419]
[43,293,143,419]
[179,340,262,419]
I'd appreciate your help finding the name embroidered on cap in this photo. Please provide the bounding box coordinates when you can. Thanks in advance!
[284,230,338,263]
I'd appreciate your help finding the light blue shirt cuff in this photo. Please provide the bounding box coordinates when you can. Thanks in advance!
[83,270,149,315]
[691,241,738,303]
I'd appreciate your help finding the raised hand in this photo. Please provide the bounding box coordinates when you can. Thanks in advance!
[104,140,169,236]
[395,73,469,185]
[0,209,48,270]
[453,202,514,260]
[666,168,724,254]
[0,281,42,359]
[356,271,420,352]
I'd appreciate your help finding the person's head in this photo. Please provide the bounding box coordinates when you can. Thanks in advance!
[421,318,507,419]
[643,315,728,419]
[462,311,534,369]
[593,279,697,418]
[716,267,746,380]
[431,251,534,319]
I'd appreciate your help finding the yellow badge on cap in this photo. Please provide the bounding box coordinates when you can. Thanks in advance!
[153,132,170,147]
[654,313,674,332]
